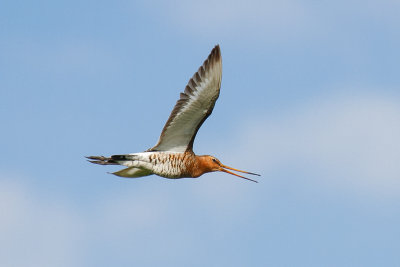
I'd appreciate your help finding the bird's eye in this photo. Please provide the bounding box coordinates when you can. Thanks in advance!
[212,158,217,163]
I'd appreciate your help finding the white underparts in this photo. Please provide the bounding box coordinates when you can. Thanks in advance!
[115,152,190,178]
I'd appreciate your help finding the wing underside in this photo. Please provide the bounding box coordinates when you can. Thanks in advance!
[149,45,222,153]
[113,167,152,178]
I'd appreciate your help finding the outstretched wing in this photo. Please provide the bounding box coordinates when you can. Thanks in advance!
[149,45,222,152]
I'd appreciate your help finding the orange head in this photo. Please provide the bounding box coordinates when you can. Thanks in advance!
[196,155,260,183]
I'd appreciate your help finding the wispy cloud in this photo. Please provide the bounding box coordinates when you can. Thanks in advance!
[140,0,311,42]
[0,177,178,267]
[231,92,400,197]
[173,0,309,36]
[0,175,248,267]
[135,0,400,44]
[0,178,84,267]
[1,91,399,266]
[1,38,116,77]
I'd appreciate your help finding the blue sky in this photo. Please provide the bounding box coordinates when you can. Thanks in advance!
[1,0,400,266]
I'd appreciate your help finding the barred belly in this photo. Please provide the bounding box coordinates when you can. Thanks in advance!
[148,152,195,178]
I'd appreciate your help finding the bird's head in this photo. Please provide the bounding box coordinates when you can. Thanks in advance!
[197,155,260,183]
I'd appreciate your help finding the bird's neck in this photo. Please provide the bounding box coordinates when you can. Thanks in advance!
[189,155,213,178]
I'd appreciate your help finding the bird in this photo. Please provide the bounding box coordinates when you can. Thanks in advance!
[87,45,260,183]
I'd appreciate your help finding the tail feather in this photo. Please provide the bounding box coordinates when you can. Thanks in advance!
[87,155,153,178]
[86,156,119,165]
[111,154,138,161]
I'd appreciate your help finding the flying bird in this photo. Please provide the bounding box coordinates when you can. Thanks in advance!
[87,45,260,182]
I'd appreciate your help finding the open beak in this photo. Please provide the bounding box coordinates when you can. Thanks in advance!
[219,164,260,183]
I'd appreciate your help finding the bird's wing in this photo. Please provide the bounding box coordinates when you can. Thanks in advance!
[113,167,152,178]
[149,45,222,152]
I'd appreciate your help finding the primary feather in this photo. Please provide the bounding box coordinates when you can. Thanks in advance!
[149,45,222,153]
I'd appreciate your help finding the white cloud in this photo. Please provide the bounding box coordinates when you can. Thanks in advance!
[136,0,400,44]
[0,177,179,267]
[0,177,84,267]
[233,92,400,197]
[0,169,259,266]
[174,0,308,34]
[1,92,398,266]
[149,0,312,41]
[0,176,243,266]
[2,38,116,76]
[96,187,173,236]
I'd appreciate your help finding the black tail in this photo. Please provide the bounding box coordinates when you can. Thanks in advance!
[110,155,133,161]
[86,155,119,165]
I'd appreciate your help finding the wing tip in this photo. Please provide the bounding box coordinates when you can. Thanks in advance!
[210,44,221,62]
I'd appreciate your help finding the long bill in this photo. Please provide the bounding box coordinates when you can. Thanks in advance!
[220,164,260,183]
